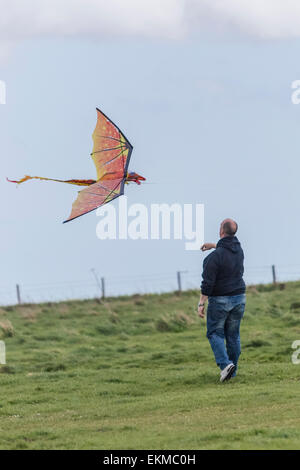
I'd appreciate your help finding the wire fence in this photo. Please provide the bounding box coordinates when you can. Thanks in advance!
[1,264,300,307]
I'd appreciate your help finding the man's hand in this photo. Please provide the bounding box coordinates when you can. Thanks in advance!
[201,242,216,252]
[198,294,208,318]
[198,304,205,318]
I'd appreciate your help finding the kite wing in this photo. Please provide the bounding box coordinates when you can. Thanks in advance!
[91,108,133,181]
[63,177,124,223]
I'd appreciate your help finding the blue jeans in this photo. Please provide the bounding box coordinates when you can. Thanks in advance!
[206,294,246,375]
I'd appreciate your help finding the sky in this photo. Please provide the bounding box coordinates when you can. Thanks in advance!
[1,0,300,303]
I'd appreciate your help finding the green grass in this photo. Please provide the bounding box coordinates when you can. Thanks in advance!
[1,282,300,450]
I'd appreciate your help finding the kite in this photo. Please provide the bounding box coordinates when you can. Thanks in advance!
[7,108,145,223]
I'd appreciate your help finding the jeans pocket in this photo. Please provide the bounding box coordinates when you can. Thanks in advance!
[231,303,245,321]
[208,301,227,322]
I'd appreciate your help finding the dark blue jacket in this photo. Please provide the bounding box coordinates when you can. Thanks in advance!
[201,236,246,296]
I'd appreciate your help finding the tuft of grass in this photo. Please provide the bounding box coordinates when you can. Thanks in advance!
[95,324,117,336]
[0,365,15,374]
[44,363,66,372]
[290,301,300,310]
[0,320,14,337]
[156,316,170,332]
[156,312,194,333]
[245,339,272,348]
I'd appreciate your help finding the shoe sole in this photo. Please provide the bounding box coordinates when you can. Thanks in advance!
[221,364,236,382]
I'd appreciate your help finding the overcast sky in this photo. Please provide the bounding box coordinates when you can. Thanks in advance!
[1,1,300,303]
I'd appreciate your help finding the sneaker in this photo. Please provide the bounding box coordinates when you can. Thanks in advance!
[220,363,235,382]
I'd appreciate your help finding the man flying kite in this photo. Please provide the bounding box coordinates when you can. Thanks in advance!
[7,108,145,223]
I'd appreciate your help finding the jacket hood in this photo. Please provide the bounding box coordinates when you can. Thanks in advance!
[217,236,241,253]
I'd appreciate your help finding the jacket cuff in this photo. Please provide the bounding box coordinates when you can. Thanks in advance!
[201,282,213,296]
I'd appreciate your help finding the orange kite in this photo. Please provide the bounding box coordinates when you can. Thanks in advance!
[7,108,145,223]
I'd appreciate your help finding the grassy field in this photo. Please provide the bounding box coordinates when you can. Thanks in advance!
[0,282,300,450]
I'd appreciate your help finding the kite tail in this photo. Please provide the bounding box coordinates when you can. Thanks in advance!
[6,175,96,187]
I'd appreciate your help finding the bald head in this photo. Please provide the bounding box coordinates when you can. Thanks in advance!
[220,218,238,238]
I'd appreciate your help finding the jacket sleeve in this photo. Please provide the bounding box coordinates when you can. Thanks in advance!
[201,252,219,296]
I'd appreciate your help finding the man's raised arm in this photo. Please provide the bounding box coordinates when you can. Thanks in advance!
[201,243,216,251]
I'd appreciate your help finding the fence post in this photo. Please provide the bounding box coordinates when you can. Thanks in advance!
[101,277,105,300]
[91,269,103,299]
[272,265,277,284]
[177,271,182,292]
[177,270,188,292]
[16,284,21,304]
